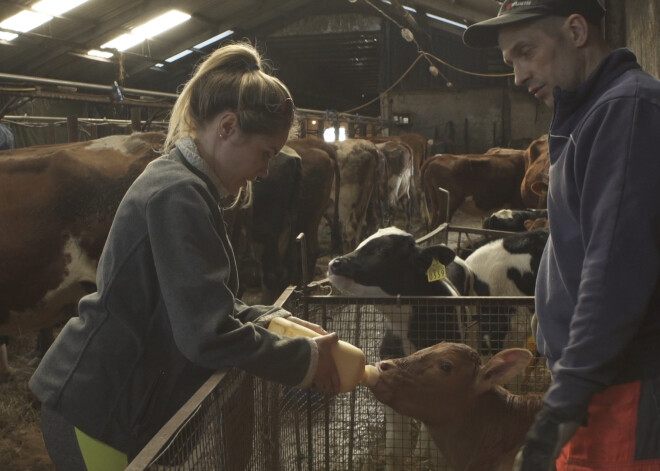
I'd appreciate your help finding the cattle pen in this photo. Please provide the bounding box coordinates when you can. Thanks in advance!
[127,226,550,471]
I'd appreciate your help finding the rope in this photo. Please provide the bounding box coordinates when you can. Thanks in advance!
[341,0,514,114]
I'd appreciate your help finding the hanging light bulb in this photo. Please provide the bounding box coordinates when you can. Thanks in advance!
[401,28,414,42]
[348,0,358,3]
[429,65,439,77]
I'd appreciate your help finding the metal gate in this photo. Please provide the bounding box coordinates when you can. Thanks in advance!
[127,288,548,471]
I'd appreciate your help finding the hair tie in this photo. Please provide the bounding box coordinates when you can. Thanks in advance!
[246,63,260,71]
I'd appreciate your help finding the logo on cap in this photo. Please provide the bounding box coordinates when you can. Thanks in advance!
[503,0,534,11]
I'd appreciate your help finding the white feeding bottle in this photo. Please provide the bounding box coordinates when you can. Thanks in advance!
[268,317,379,393]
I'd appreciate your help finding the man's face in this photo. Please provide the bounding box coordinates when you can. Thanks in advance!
[499,18,582,107]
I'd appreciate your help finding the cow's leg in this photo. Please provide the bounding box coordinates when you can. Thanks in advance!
[384,406,414,471]
[0,337,14,381]
[28,327,55,366]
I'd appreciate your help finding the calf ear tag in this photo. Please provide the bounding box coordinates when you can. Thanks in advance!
[426,258,446,282]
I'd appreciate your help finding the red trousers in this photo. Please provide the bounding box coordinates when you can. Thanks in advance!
[557,380,660,470]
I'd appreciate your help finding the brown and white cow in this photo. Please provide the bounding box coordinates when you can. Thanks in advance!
[521,135,549,209]
[421,149,526,228]
[0,132,165,340]
[369,342,541,471]
[373,140,416,230]
[371,133,427,220]
[330,138,381,251]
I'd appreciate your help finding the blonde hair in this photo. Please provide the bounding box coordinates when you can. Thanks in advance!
[164,41,295,204]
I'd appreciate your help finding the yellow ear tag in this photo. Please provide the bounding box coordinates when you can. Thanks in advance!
[426,258,446,283]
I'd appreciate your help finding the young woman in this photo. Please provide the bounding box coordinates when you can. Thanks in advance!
[29,42,340,471]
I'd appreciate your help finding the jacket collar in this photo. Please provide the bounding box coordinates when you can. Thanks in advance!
[552,48,641,118]
[175,136,232,202]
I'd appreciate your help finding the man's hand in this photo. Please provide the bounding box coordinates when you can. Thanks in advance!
[513,405,582,471]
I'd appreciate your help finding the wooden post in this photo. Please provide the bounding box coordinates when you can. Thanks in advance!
[130,107,141,133]
[67,116,78,142]
[47,123,56,144]
[316,119,325,139]
[298,118,307,138]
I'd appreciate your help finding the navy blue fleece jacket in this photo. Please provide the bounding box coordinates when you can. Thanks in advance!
[536,49,660,415]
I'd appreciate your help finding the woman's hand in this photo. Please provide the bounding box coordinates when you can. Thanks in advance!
[287,316,328,336]
[313,332,340,395]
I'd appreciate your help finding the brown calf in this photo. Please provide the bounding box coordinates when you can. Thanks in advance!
[369,342,542,471]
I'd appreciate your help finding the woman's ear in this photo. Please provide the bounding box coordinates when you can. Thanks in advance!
[217,111,239,138]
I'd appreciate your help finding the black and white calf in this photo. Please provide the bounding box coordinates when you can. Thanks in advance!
[327,226,473,353]
[465,227,549,354]
[327,226,473,470]
[482,208,548,232]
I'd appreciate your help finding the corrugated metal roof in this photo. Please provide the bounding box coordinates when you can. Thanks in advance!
[0,0,501,112]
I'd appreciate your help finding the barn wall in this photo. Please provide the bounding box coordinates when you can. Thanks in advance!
[387,86,551,154]
[624,0,660,78]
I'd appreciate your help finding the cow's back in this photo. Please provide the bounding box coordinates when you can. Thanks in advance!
[0,132,165,334]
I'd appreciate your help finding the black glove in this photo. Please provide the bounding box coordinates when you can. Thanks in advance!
[513,404,584,471]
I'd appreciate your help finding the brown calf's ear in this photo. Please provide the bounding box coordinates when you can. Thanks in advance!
[474,348,533,395]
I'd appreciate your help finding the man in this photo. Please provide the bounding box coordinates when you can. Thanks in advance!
[464,1,660,470]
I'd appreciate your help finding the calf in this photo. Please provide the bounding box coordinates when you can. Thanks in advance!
[327,226,473,470]
[521,135,550,209]
[369,342,541,471]
[482,208,548,232]
[465,228,549,355]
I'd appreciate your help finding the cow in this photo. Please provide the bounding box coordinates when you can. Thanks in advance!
[287,137,341,282]
[521,135,550,209]
[373,140,415,230]
[327,226,474,470]
[330,139,381,251]
[229,139,342,299]
[0,132,165,357]
[287,134,342,255]
[370,133,427,218]
[482,208,549,232]
[368,342,541,471]
[465,228,549,355]
[0,124,14,150]
[229,146,303,302]
[421,149,526,229]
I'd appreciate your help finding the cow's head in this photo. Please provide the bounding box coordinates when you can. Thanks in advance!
[327,227,456,296]
[368,342,532,424]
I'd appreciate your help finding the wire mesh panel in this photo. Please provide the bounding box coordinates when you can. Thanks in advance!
[129,290,549,471]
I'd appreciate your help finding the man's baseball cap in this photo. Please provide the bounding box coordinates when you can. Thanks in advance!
[463,0,606,48]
